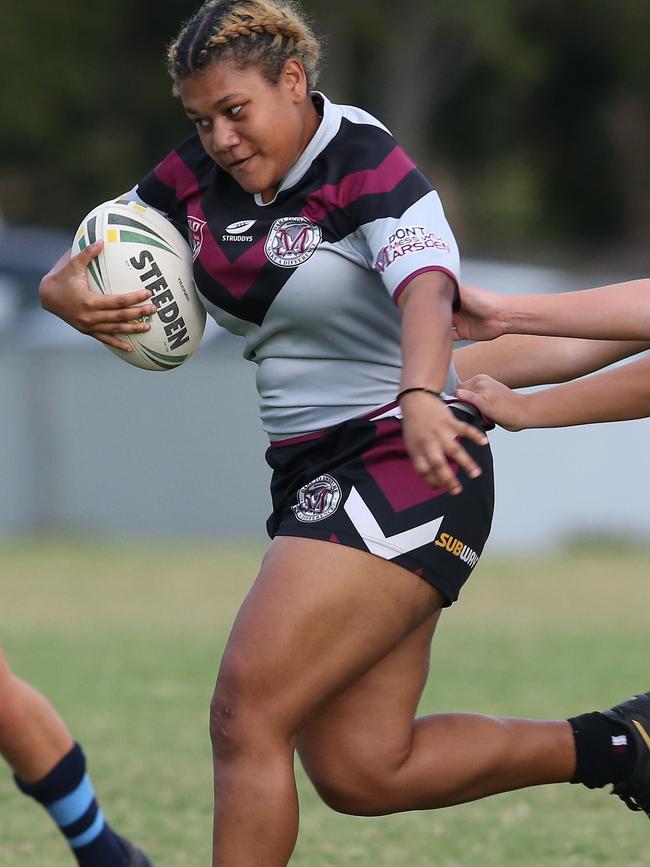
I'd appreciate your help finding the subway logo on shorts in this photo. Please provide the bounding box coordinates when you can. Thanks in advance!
[434,533,479,568]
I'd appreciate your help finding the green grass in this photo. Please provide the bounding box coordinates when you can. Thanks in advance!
[1,538,648,866]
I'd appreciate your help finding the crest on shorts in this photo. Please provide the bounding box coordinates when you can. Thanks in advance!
[265,217,322,268]
[188,216,206,261]
[292,474,342,523]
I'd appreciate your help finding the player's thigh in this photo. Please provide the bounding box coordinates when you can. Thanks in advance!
[211,537,444,741]
[297,611,440,795]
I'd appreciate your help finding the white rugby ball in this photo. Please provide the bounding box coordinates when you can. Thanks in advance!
[71,199,206,371]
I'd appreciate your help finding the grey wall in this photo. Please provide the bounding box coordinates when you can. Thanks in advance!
[4,256,649,550]
[2,339,650,551]
[0,342,272,539]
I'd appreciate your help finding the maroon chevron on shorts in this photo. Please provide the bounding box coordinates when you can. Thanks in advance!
[266,411,494,606]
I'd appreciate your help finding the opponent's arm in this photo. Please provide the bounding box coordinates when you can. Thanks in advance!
[454,279,650,343]
[398,272,488,495]
[456,354,650,431]
[39,243,157,352]
[454,334,650,387]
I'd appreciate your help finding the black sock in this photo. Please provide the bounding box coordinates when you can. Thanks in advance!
[569,711,636,789]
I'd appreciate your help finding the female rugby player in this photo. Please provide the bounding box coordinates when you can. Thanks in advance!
[454,279,650,430]
[39,2,650,864]
[0,646,153,866]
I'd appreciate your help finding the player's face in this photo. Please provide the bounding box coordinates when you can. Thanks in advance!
[180,60,319,203]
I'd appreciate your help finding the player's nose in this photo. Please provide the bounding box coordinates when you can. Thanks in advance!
[212,119,240,154]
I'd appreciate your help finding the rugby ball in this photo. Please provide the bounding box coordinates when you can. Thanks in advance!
[71,199,206,371]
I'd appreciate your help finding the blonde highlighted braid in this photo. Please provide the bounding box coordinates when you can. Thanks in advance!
[167,0,320,93]
[209,7,301,48]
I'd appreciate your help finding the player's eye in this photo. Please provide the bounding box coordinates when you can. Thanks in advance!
[188,116,211,130]
[226,104,243,118]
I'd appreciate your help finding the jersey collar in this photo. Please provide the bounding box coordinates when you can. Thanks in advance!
[253,92,342,207]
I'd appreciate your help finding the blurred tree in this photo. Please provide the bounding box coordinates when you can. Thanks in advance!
[1,0,647,270]
[0,0,192,225]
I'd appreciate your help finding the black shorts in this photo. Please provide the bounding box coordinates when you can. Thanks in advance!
[265,410,494,605]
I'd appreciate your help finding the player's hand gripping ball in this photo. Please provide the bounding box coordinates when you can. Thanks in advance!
[71,200,206,370]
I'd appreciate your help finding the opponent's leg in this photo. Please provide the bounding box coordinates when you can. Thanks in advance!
[0,646,73,780]
[0,647,153,866]
[209,537,443,867]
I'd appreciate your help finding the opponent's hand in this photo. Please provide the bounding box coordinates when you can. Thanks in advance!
[400,393,489,495]
[455,375,527,432]
[453,285,509,342]
[39,241,158,352]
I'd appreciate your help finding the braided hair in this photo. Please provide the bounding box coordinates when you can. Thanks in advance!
[167,0,321,93]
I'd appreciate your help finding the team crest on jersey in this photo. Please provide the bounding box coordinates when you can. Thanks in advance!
[292,474,342,523]
[188,216,207,261]
[265,217,322,268]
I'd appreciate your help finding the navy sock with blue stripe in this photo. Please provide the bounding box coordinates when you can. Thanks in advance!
[15,743,128,866]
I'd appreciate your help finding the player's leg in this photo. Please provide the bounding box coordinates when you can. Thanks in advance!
[285,410,570,810]
[209,537,444,867]
[298,621,646,819]
[0,645,73,779]
[0,646,153,866]
[297,615,573,815]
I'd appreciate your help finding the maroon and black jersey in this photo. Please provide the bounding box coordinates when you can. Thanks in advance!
[128,93,462,440]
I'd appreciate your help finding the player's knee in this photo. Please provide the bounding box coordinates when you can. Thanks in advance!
[0,648,12,690]
[209,654,282,761]
[0,674,21,739]
[306,758,397,817]
[209,692,247,761]
[313,776,394,817]
[0,660,16,711]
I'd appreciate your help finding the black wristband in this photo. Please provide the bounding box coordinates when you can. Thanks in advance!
[397,387,444,404]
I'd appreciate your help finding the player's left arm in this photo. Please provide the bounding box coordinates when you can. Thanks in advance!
[352,132,488,492]
[398,272,489,494]
[456,353,650,431]
[454,334,650,388]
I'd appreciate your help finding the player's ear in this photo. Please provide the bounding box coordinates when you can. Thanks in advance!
[283,59,308,102]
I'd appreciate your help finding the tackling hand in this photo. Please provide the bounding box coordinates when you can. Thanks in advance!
[453,285,509,342]
[455,375,527,432]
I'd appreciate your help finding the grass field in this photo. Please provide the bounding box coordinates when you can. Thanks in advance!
[1,537,648,866]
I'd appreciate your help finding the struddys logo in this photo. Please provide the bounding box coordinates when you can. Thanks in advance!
[374,226,451,274]
[188,216,207,261]
[222,220,257,243]
[265,217,322,268]
[292,474,342,523]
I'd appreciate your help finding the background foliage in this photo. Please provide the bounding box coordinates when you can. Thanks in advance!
[2,0,648,272]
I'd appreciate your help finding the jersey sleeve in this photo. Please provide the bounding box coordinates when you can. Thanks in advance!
[352,138,460,304]
[120,134,207,222]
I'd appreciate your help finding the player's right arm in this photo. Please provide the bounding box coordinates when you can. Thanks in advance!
[456,354,650,430]
[39,242,158,352]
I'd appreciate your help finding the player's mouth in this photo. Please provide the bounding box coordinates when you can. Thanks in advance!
[228,155,256,173]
